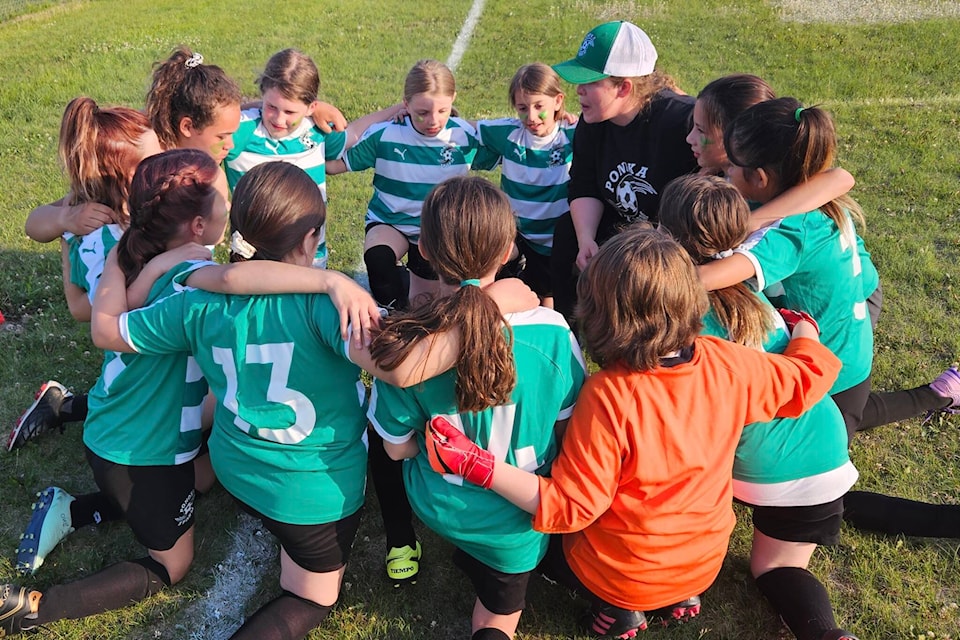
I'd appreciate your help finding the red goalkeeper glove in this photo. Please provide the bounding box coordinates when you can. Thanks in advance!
[778,308,820,335]
[425,416,495,489]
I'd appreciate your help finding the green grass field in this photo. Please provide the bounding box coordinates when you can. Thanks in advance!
[2,1,960,638]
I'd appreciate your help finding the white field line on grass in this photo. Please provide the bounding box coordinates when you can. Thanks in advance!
[191,4,487,637]
[180,514,276,640]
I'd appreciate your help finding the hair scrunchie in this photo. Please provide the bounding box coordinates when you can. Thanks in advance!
[230,230,256,258]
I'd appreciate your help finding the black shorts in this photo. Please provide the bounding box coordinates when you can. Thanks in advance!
[744,497,844,546]
[516,235,553,298]
[237,500,363,573]
[453,547,531,615]
[85,447,195,551]
[364,222,438,281]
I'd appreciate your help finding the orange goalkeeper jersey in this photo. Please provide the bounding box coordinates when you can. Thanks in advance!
[534,335,840,610]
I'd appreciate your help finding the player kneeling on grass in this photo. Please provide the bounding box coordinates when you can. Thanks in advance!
[25,162,529,640]
[426,226,841,639]
[367,176,585,640]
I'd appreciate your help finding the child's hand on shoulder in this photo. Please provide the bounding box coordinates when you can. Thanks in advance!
[313,101,347,133]
[65,201,115,236]
[323,270,382,347]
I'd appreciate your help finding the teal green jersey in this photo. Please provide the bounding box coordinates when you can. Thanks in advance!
[475,119,575,255]
[343,116,479,243]
[66,224,123,302]
[225,109,347,268]
[701,293,856,506]
[369,308,585,573]
[736,210,873,393]
[84,260,212,466]
[121,290,367,524]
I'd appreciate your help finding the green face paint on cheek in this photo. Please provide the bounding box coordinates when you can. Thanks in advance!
[539,111,548,121]
[699,135,713,147]
[416,115,424,122]
[211,140,226,156]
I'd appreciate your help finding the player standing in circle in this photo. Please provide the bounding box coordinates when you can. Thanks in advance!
[548,21,697,324]
[474,63,576,308]
[225,48,402,268]
[327,58,480,310]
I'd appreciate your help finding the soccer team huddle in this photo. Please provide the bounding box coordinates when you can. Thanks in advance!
[2,18,959,640]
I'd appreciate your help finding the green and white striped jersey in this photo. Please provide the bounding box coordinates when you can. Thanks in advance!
[476,119,575,255]
[65,224,123,302]
[343,116,480,243]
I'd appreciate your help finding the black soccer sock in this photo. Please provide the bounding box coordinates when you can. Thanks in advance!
[368,428,416,549]
[58,393,88,425]
[228,591,332,640]
[34,557,171,625]
[364,245,409,310]
[755,566,837,640]
[844,491,960,537]
[473,628,512,640]
[70,492,123,529]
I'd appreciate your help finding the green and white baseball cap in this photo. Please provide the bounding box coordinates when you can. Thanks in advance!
[552,21,658,84]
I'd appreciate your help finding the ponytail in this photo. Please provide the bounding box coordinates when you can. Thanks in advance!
[58,97,151,225]
[146,46,241,150]
[369,177,517,413]
[659,174,773,349]
[117,148,219,287]
[725,97,864,231]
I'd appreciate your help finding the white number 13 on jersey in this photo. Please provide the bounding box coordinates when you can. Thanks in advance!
[212,342,317,444]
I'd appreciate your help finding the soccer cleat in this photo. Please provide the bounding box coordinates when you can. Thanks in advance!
[929,367,960,414]
[646,595,701,627]
[580,603,648,638]
[0,583,41,636]
[385,541,421,587]
[15,487,76,575]
[820,630,859,640]
[7,381,71,452]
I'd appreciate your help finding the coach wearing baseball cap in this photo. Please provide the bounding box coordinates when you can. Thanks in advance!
[549,21,697,323]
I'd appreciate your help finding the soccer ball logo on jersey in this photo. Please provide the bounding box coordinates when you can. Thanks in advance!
[578,33,596,58]
[605,162,656,222]
[439,144,457,166]
[549,145,566,167]
[299,131,317,150]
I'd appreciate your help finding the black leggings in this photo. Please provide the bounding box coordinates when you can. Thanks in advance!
[845,491,960,538]
[831,376,949,444]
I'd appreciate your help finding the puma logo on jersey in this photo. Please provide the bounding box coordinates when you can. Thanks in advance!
[393,148,407,160]
[513,147,526,161]
[80,247,97,254]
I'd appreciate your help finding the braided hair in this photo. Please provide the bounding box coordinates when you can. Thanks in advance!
[116,148,220,286]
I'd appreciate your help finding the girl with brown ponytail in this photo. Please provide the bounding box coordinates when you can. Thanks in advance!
[368,175,585,640]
